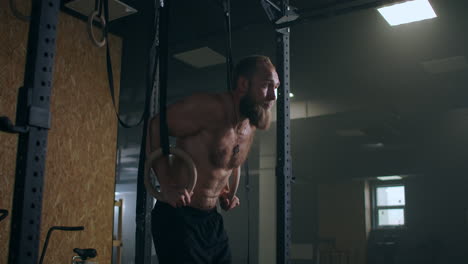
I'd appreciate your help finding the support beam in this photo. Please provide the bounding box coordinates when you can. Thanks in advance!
[134,138,154,264]
[133,1,159,263]
[8,0,61,263]
[275,1,293,263]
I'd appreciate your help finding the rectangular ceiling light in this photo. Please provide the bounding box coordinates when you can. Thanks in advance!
[377,0,437,26]
[377,175,403,181]
[173,47,225,68]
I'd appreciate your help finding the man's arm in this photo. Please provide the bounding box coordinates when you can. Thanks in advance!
[146,94,224,206]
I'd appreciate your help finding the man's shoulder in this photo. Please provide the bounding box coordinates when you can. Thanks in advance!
[178,92,228,120]
[184,92,225,103]
[184,92,227,110]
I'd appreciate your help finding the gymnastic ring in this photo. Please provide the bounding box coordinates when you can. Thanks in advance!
[87,10,106,48]
[144,147,198,201]
[227,169,240,200]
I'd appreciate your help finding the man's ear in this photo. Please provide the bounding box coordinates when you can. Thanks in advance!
[236,76,249,97]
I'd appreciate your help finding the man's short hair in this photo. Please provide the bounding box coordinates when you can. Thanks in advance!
[232,55,274,88]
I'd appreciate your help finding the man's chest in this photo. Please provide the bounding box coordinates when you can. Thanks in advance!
[209,126,254,169]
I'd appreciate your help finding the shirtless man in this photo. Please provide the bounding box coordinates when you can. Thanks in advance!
[148,55,279,264]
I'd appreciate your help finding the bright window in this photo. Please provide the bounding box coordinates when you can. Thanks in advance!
[373,183,406,228]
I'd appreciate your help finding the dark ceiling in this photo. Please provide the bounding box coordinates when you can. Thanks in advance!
[88,0,468,182]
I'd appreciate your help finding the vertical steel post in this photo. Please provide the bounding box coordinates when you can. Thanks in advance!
[134,3,160,264]
[134,128,154,264]
[276,1,292,263]
[8,0,60,263]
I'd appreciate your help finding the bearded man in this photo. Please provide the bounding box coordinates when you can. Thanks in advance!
[148,55,279,264]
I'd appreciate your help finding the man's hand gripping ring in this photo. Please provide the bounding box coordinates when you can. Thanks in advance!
[144,147,197,201]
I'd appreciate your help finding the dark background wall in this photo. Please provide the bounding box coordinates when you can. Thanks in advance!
[284,108,468,264]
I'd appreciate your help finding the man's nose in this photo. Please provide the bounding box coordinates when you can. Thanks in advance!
[268,88,277,101]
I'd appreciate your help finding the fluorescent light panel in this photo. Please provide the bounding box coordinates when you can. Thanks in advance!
[377,176,403,181]
[173,47,225,68]
[378,0,437,26]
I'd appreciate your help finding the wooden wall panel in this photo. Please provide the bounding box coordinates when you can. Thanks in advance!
[0,1,30,262]
[0,1,122,263]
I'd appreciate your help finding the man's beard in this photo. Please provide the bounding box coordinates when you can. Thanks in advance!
[239,92,272,130]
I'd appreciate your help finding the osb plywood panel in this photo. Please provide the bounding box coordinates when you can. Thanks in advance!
[0,1,122,263]
[0,1,30,262]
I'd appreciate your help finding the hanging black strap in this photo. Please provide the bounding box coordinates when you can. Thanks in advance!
[223,0,233,91]
[223,2,251,263]
[94,0,102,18]
[103,0,148,128]
[0,209,8,222]
[158,0,171,156]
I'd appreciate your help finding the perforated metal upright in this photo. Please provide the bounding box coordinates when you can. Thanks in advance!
[8,1,60,263]
[275,1,293,263]
[134,1,161,264]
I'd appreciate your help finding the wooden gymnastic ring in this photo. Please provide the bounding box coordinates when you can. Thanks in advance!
[87,10,106,48]
[144,147,197,200]
[227,169,240,200]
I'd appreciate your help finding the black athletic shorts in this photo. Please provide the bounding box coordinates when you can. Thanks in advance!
[151,201,232,264]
